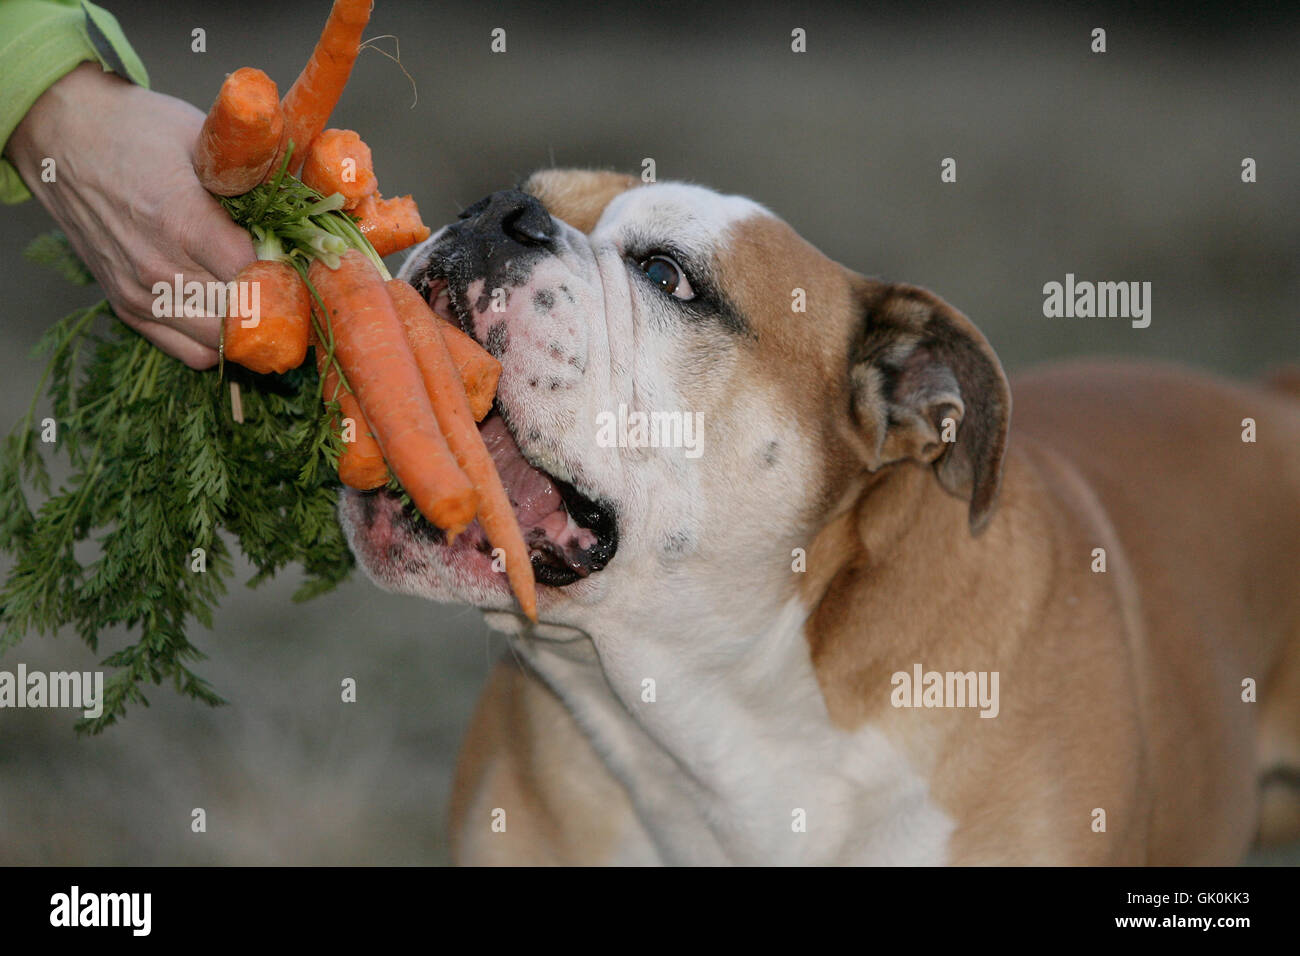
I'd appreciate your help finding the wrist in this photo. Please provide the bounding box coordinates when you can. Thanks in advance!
[5,63,129,173]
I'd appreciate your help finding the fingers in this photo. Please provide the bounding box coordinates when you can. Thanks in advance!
[190,194,257,283]
[176,311,223,352]
[149,280,224,350]
[114,264,224,351]
[135,167,254,352]
[160,197,256,353]
[117,312,219,369]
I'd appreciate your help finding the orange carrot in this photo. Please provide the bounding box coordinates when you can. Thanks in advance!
[311,329,388,489]
[276,0,373,177]
[307,250,476,536]
[352,192,431,257]
[301,128,377,209]
[432,315,501,422]
[387,279,537,620]
[195,67,284,195]
[224,260,311,374]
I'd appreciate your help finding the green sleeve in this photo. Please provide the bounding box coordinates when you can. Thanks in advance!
[0,0,149,204]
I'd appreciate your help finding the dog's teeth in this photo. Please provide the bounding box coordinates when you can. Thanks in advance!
[432,288,452,319]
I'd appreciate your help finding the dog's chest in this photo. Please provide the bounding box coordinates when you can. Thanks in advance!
[519,601,956,865]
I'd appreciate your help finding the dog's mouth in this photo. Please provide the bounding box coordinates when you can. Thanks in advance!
[460,411,618,585]
[364,277,617,588]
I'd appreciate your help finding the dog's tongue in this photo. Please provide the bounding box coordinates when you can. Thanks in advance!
[478,415,595,549]
[479,415,561,525]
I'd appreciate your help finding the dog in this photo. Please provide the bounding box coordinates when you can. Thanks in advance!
[340,169,1300,865]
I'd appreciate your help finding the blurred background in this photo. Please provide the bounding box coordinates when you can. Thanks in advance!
[0,0,1296,864]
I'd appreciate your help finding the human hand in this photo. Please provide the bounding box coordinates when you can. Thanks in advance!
[5,62,255,368]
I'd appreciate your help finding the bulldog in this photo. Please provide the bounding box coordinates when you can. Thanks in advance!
[341,169,1300,865]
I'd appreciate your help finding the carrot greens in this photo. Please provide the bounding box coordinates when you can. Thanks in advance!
[0,218,360,733]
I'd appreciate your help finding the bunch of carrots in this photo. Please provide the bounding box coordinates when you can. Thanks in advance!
[191,0,536,620]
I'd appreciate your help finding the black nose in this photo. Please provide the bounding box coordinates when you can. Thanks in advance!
[458,188,555,247]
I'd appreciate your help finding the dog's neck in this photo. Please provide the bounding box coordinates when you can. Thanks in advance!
[802,449,1051,730]
[500,463,985,864]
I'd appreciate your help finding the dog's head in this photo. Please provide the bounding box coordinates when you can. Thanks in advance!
[341,169,1010,635]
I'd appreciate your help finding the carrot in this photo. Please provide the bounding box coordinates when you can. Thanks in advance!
[307,250,476,536]
[387,279,537,620]
[432,315,501,422]
[275,0,374,177]
[311,329,388,490]
[194,67,284,196]
[352,192,431,257]
[301,129,377,209]
[224,260,311,374]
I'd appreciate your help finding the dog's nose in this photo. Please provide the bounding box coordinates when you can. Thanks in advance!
[458,189,556,247]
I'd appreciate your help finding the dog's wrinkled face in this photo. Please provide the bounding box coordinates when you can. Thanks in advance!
[340,169,1009,635]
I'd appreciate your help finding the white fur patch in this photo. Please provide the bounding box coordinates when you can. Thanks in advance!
[594,181,770,260]
[514,598,954,865]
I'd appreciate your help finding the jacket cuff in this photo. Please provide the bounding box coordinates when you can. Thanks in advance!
[0,1,149,204]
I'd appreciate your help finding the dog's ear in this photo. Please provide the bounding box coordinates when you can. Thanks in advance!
[845,280,1011,534]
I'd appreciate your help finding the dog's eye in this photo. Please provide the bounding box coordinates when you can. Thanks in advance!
[639,255,695,301]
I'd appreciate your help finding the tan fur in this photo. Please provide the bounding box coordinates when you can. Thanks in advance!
[449,170,1300,864]
[449,654,644,864]
[521,168,641,233]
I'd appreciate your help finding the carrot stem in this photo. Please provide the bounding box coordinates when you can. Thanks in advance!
[316,210,388,277]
